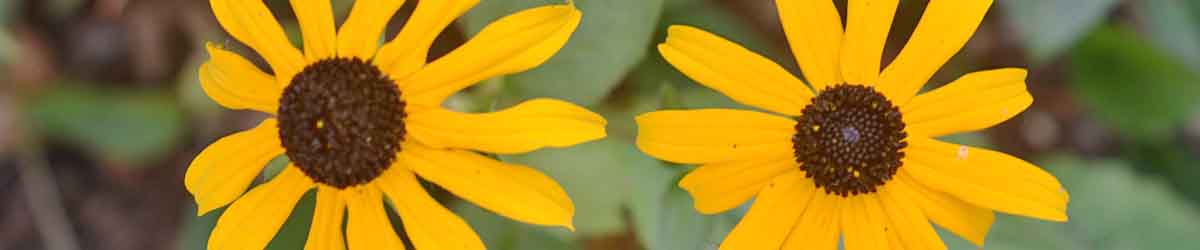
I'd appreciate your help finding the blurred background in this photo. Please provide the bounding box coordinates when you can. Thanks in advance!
[1,0,1199,249]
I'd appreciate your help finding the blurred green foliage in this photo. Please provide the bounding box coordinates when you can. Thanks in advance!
[453,201,579,250]
[176,205,221,250]
[1001,0,1119,63]
[0,32,11,64]
[27,84,185,166]
[970,156,1200,250]
[1141,0,1200,73]
[1070,26,1200,141]
[627,160,740,250]
[265,191,317,250]
[0,0,12,63]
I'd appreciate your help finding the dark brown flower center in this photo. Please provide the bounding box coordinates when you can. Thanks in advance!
[793,84,906,196]
[277,57,406,188]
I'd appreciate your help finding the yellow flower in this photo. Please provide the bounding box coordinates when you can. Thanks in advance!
[185,0,602,249]
[636,0,1068,249]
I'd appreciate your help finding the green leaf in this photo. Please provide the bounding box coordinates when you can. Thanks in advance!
[261,156,291,181]
[0,0,11,63]
[27,85,185,166]
[500,138,646,236]
[677,85,750,110]
[627,160,738,250]
[452,201,580,250]
[1069,26,1200,141]
[1060,163,1200,249]
[935,227,981,250]
[265,190,316,250]
[980,215,1086,250]
[47,0,85,20]
[1001,0,1119,63]
[1139,0,1200,74]
[0,0,8,22]
[1125,141,1200,203]
[1055,156,1200,249]
[176,54,224,118]
[952,156,1200,249]
[626,159,679,250]
[176,206,223,250]
[178,190,317,250]
[937,132,991,148]
[0,28,12,64]
[462,0,666,106]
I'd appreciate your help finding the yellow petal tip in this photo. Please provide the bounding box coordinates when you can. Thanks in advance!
[568,3,582,15]
[201,42,230,59]
[654,43,669,52]
[677,176,698,191]
[195,201,218,216]
[202,43,220,58]
[1035,211,1069,223]
[665,25,695,35]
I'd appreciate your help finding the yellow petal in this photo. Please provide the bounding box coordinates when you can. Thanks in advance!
[781,192,841,250]
[336,0,407,60]
[199,43,281,114]
[338,0,408,60]
[185,119,283,215]
[407,98,606,154]
[658,25,813,115]
[679,156,797,214]
[903,136,1069,221]
[400,4,581,105]
[209,0,305,84]
[345,186,406,250]
[305,186,347,250]
[842,195,888,250]
[902,172,993,246]
[877,0,993,105]
[208,166,314,250]
[903,68,1032,137]
[840,0,899,85]
[887,226,908,250]
[375,0,481,78]
[635,109,796,164]
[776,0,843,90]
[719,171,815,250]
[879,178,947,250]
[378,166,485,250]
[401,145,575,230]
[291,0,337,60]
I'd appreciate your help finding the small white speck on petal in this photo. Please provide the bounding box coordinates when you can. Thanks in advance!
[956,146,969,160]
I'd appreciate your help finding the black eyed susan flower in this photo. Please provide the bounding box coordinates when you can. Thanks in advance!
[185,0,602,249]
[636,0,1068,249]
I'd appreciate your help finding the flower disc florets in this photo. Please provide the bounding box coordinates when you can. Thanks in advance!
[793,84,907,196]
[278,58,406,188]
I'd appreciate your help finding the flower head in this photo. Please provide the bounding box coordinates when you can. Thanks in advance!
[186,0,603,249]
[637,0,1069,249]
